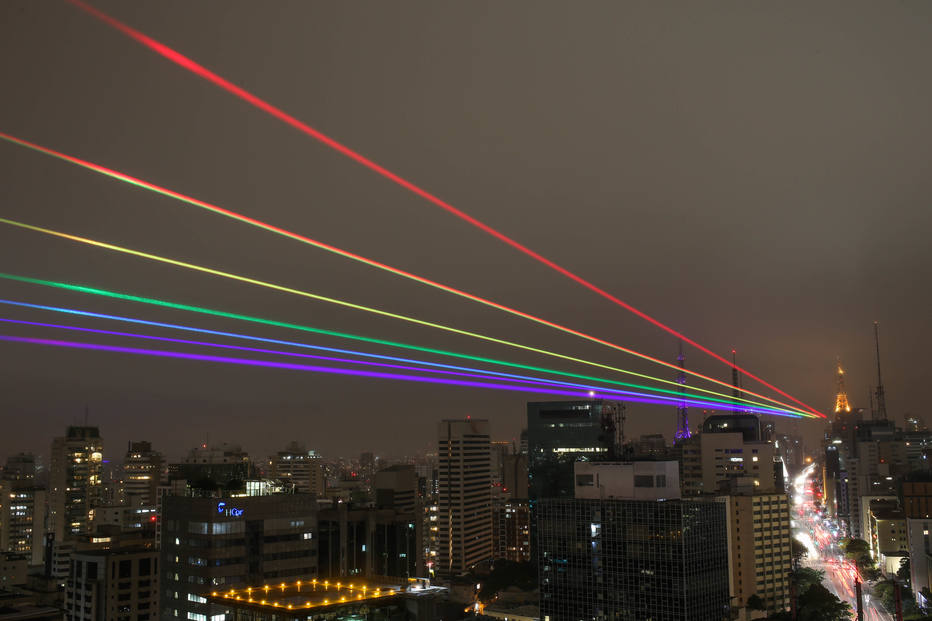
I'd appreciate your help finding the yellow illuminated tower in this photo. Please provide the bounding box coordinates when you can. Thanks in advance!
[833,358,851,417]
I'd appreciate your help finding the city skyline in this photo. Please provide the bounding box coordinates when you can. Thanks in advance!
[3,4,931,619]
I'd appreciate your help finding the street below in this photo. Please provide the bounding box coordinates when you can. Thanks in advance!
[791,463,894,620]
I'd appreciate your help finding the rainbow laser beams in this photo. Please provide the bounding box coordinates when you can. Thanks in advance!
[63,0,824,417]
[0,333,806,417]
[0,302,804,417]
[0,316,799,415]
[0,275,810,416]
[0,131,820,419]
[0,217,812,417]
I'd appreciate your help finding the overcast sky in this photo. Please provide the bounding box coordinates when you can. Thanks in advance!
[1,1,929,463]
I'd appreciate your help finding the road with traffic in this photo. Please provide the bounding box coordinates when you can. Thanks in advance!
[791,463,894,620]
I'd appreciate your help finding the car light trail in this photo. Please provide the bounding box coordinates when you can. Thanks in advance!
[794,532,819,560]
[0,333,805,414]
[0,275,810,416]
[0,316,800,415]
[0,130,818,417]
[0,219,812,416]
[63,0,824,418]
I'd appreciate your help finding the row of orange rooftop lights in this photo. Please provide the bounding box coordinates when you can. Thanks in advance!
[210,579,398,610]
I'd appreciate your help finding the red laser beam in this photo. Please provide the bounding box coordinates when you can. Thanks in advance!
[65,0,823,417]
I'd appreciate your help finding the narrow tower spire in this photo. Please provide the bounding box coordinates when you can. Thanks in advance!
[674,340,690,440]
[731,349,740,401]
[873,321,888,420]
[833,357,851,417]
[731,349,746,412]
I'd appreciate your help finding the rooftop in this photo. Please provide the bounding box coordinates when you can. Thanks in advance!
[207,578,416,612]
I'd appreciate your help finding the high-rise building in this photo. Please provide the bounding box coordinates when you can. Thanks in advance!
[490,441,512,487]
[317,501,421,579]
[901,427,932,473]
[491,492,530,563]
[538,491,728,620]
[680,415,777,496]
[65,545,159,621]
[866,503,908,574]
[635,433,668,457]
[1,453,48,566]
[373,465,417,514]
[717,493,792,615]
[907,416,927,433]
[123,442,163,506]
[903,479,932,519]
[571,460,681,500]
[775,433,804,471]
[0,483,49,566]
[832,420,907,538]
[269,443,325,496]
[3,453,38,484]
[168,443,253,489]
[908,518,932,609]
[159,493,318,621]
[527,400,622,500]
[437,418,491,576]
[493,450,531,564]
[359,452,376,481]
[502,454,528,500]
[50,426,104,540]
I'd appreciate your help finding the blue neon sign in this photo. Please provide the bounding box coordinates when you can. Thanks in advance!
[216,501,244,517]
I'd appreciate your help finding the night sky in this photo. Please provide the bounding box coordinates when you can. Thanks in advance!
[1,1,930,463]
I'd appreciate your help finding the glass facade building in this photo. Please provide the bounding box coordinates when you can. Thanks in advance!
[527,401,622,501]
[537,498,729,621]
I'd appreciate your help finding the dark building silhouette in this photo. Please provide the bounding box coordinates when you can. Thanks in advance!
[537,497,729,621]
[527,400,622,500]
[316,502,421,579]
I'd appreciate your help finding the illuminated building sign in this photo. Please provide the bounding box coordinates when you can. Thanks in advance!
[217,501,244,518]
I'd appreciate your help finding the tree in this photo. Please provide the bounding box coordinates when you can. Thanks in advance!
[840,539,881,579]
[873,579,895,610]
[791,538,808,566]
[871,579,918,613]
[860,561,882,582]
[791,567,825,595]
[899,557,912,584]
[796,583,852,621]
[842,538,871,559]
[747,594,766,611]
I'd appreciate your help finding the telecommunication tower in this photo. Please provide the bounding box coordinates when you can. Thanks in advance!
[833,358,851,418]
[731,349,741,402]
[674,341,690,440]
[873,321,888,420]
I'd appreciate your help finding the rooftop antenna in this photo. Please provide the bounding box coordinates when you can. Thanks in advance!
[868,385,875,420]
[674,340,691,440]
[731,349,745,410]
[873,321,888,421]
